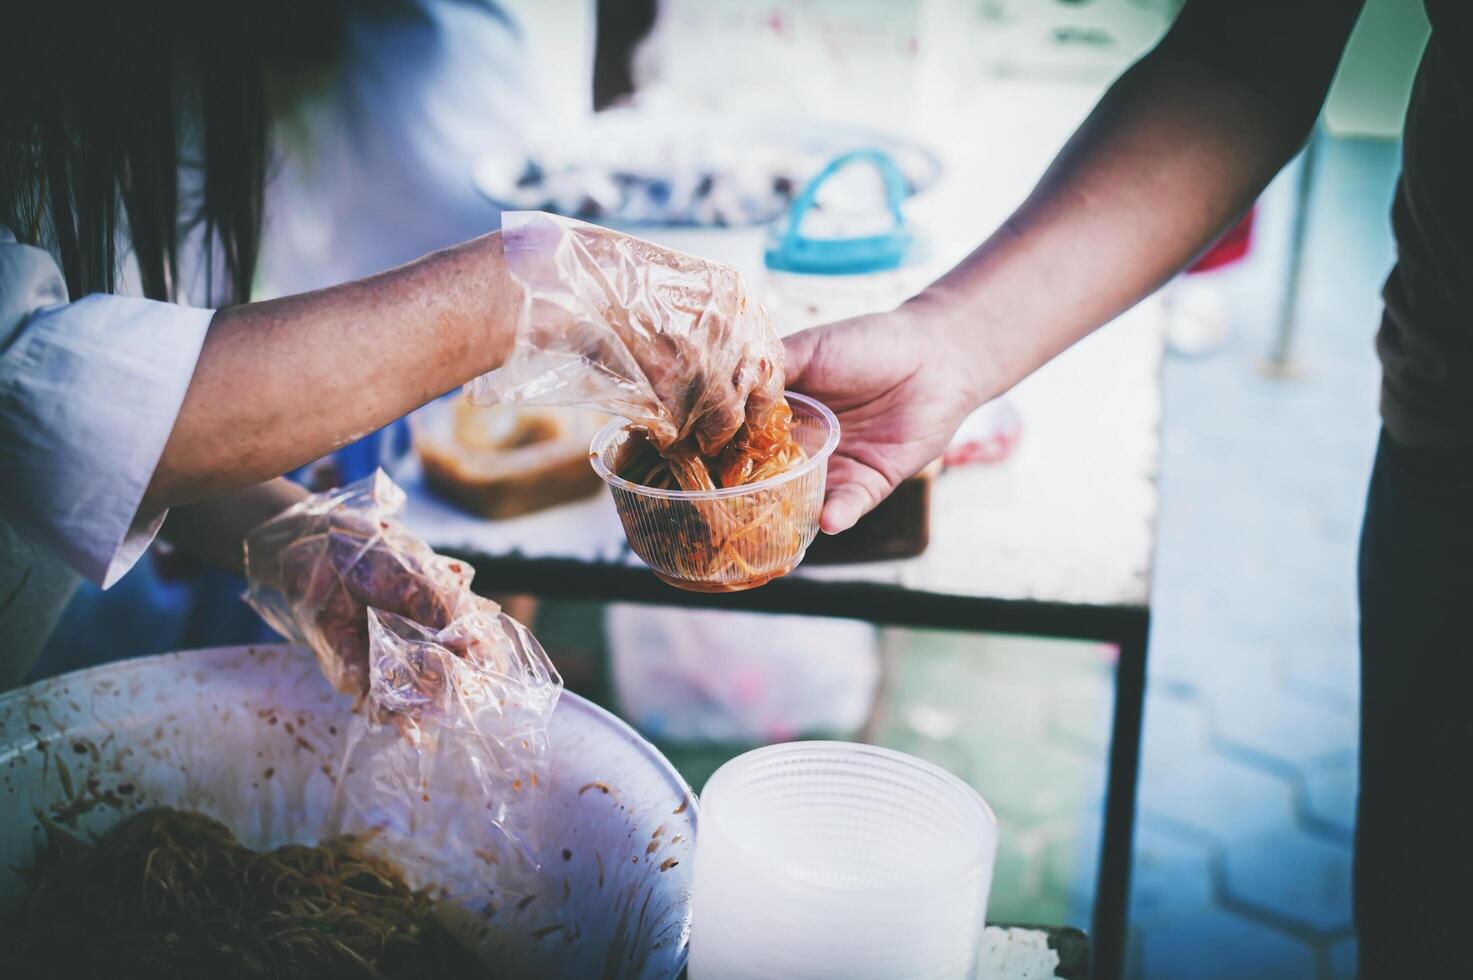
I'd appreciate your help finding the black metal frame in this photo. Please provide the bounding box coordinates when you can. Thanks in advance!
[456,552,1148,980]
[1266,123,1322,373]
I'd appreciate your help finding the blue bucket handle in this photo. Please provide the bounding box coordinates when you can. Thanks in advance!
[778,148,909,255]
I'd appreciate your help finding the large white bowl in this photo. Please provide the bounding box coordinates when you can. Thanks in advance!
[0,645,697,979]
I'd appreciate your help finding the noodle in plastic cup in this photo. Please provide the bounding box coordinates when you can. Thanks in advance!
[689,741,998,980]
[589,391,839,592]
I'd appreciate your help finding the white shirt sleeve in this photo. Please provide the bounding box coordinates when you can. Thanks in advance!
[0,228,213,588]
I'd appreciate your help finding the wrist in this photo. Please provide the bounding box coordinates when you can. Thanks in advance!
[899,288,1010,410]
[425,232,521,379]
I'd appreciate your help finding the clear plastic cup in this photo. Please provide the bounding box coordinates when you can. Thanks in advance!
[689,742,998,980]
[589,392,840,592]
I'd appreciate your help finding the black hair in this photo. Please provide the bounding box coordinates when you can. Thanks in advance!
[1,0,347,305]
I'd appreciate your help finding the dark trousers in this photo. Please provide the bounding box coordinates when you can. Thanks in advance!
[1357,429,1473,976]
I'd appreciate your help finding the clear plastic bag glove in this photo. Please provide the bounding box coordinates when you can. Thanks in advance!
[245,470,564,915]
[243,470,476,701]
[326,601,561,896]
[467,211,784,456]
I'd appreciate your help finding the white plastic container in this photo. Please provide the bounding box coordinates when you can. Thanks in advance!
[690,742,997,979]
[589,391,839,592]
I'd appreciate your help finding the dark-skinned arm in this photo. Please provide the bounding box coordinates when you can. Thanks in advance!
[784,0,1368,532]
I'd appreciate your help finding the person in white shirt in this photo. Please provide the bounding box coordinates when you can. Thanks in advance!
[33,0,598,673]
[0,0,748,685]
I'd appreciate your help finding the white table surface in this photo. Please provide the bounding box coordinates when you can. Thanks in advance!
[400,79,1161,611]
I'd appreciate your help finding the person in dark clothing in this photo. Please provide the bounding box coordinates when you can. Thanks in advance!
[783,1,1472,974]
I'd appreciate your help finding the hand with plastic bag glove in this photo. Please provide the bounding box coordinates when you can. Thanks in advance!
[243,470,478,701]
[243,469,564,907]
[361,598,558,742]
[327,599,561,894]
[468,211,785,457]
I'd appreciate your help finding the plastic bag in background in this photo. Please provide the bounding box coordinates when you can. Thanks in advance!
[244,470,475,700]
[244,470,563,907]
[607,605,880,743]
[466,211,784,456]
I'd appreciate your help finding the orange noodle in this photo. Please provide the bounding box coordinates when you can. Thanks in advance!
[2,808,487,980]
[614,398,808,587]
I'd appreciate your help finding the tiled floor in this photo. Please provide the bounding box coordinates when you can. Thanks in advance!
[1128,132,1394,979]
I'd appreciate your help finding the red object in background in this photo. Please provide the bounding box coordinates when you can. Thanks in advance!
[944,398,1023,468]
[1188,207,1256,274]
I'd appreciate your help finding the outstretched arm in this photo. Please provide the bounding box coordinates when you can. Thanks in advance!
[785,0,1366,532]
[145,233,520,510]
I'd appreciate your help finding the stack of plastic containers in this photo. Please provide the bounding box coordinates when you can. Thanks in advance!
[690,742,998,979]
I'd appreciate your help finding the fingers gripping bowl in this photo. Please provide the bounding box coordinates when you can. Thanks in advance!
[467,212,838,591]
[590,392,840,592]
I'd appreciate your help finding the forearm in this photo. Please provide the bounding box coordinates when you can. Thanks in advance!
[922,0,1362,400]
[146,232,520,509]
[160,478,308,575]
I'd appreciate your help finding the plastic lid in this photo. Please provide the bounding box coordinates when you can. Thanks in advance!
[764,149,919,276]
